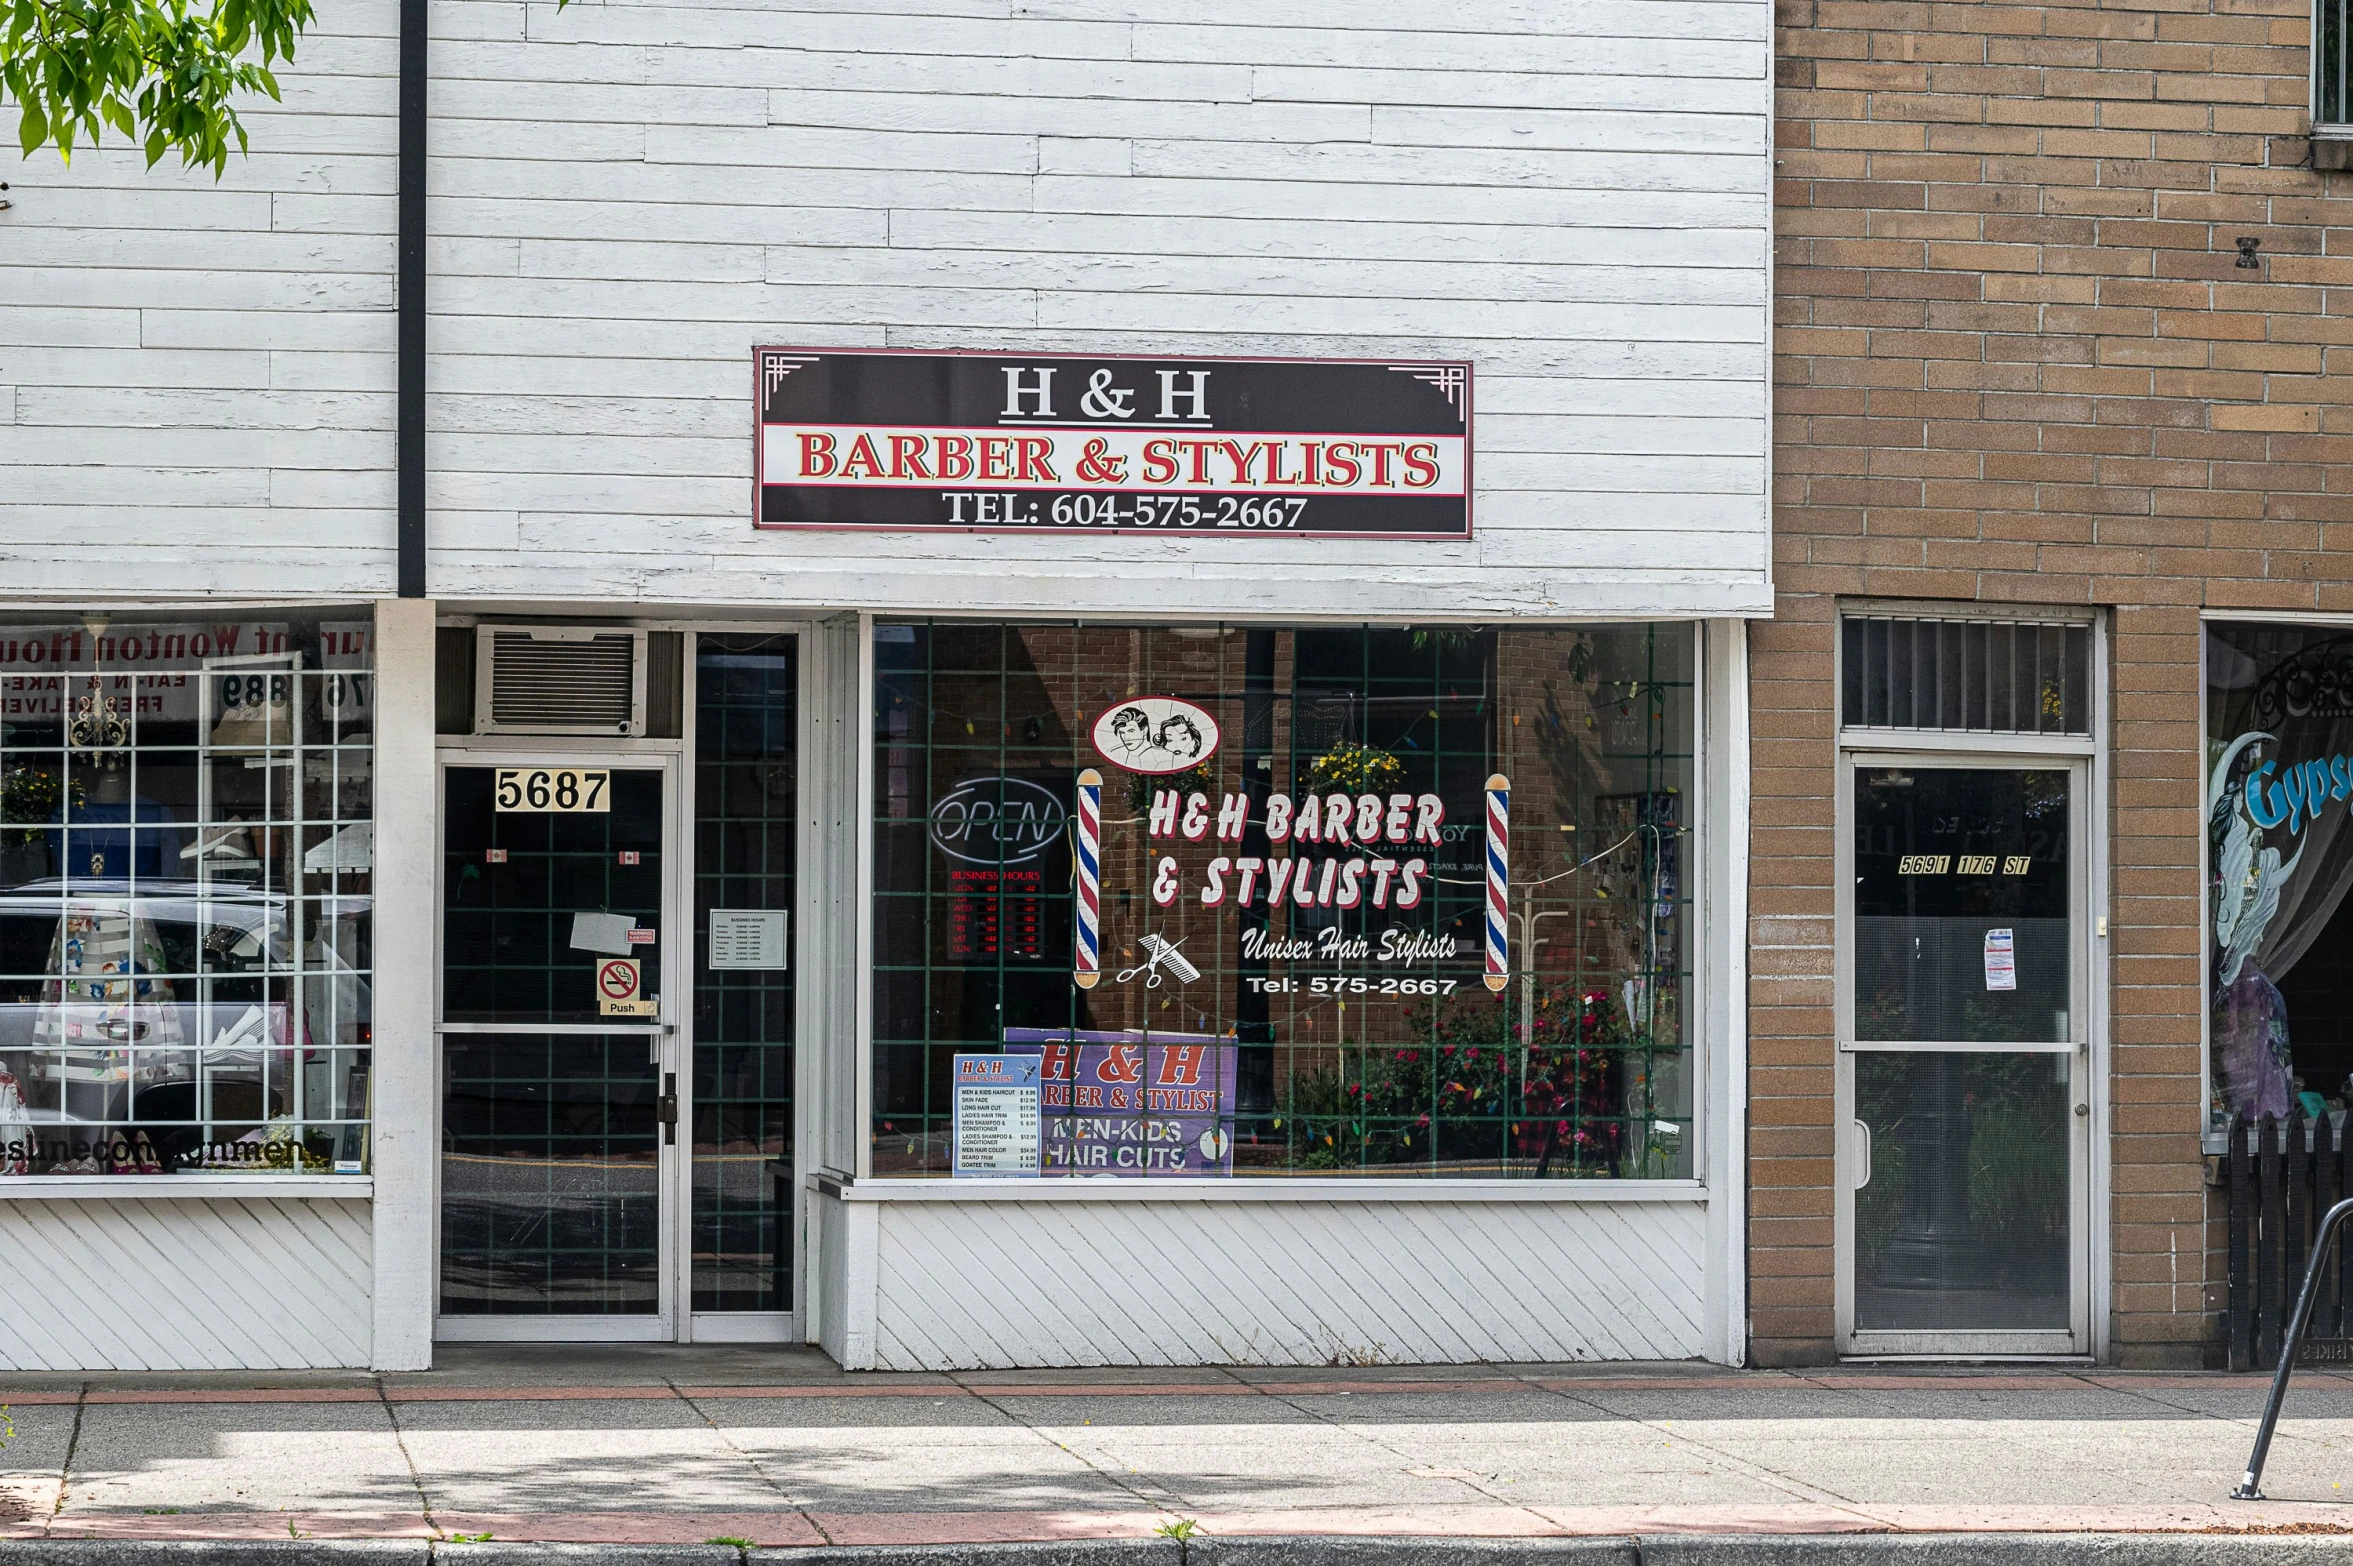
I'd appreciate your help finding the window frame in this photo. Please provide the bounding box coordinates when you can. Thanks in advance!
[2320,0,2352,136]
[0,604,379,1197]
[852,617,1716,1193]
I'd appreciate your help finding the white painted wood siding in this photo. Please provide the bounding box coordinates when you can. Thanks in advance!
[0,3,397,598]
[847,1195,1706,1368]
[433,0,1772,618]
[0,0,1769,618]
[0,1198,372,1370]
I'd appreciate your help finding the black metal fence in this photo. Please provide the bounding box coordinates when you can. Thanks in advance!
[2223,1111,2353,1371]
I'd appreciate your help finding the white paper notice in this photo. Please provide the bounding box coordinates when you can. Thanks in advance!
[569,912,637,955]
[1983,927,2017,992]
[709,909,789,971]
[952,1053,1040,1177]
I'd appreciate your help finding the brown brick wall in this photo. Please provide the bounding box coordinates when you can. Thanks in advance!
[1766,0,2348,1366]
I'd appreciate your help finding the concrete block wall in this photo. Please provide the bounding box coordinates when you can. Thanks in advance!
[1766,0,2353,1366]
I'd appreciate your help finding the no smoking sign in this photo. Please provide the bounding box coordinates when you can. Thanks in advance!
[596,957,656,1017]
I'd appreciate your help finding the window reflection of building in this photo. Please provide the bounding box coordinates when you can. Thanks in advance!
[0,614,374,1178]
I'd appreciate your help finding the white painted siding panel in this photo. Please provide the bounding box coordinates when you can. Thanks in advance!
[0,1199,372,1370]
[424,0,1770,618]
[0,1,396,598]
[855,1198,1705,1369]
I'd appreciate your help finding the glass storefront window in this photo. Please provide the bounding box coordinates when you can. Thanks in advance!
[692,633,797,1310]
[0,611,374,1176]
[872,622,1694,1179]
[2207,622,2353,1132]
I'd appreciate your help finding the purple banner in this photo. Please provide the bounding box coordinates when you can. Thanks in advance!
[1003,1029,1235,1176]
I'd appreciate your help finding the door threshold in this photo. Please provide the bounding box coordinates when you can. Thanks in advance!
[1837,1353,2096,1365]
[436,1317,670,1343]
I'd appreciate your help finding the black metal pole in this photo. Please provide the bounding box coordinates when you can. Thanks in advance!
[2234,1194,2353,1499]
[396,0,427,598]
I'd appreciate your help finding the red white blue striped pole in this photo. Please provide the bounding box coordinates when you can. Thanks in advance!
[1074,766,1102,990]
[1483,772,1510,994]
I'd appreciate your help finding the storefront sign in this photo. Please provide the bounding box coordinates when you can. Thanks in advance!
[1136,785,1448,909]
[1004,1030,1236,1176]
[755,349,1472,537]
[951,1053,1041,1177]
[928,775,1067,864]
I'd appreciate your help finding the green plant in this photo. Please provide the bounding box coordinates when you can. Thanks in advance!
[1273,981,1666,1174]
[2,0,571,170]
[1126,760,1214,813]
[1304,740,1402,796]
[0,765,77,846]
[1155,1519,1200,1543]
[706,1537,756,1549]
[447,1534,493,1545]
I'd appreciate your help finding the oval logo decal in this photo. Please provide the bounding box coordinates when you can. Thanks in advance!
[1092,697,1221,775]
[929,776,1069,865]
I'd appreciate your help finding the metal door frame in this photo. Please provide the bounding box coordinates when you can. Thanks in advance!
[430,746,686,1343]
[1833,748,2096,1359]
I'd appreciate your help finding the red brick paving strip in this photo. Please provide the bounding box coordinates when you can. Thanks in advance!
[0,1369,2329,1406]
[12,1503,2353,1543]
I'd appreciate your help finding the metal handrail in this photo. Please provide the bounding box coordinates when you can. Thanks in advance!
[2233,1194,2353,1499]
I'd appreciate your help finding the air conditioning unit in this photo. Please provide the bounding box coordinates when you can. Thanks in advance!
[473,626,647,737]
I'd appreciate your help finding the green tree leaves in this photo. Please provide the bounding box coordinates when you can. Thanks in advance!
[3,0,563,177]
[4,0,314,174]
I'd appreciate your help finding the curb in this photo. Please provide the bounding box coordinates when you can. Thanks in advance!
[7,1536,2353,1566]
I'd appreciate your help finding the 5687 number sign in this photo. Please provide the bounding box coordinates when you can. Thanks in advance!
[494,768,609,813]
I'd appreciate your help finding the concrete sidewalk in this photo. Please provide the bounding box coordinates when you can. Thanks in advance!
[0,1348,2347,1554]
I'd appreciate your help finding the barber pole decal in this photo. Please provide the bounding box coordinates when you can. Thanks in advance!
[1484,773,1510,993]
[1074,768,1103,990]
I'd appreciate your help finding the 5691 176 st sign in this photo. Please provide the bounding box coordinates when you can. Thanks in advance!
[755,348,1471,539]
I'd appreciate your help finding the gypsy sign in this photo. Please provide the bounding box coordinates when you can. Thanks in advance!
[755,349,1472,538]
[2211,729,2323,1001]
[2235,737,2353,835]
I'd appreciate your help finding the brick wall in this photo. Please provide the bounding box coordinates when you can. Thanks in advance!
[1766,0,2347,1366]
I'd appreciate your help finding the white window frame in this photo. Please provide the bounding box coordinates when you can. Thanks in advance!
[2318,0,2353,137]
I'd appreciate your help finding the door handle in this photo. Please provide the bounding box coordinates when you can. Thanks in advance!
[1852,1119,1872,1191]
[658,1072,678,1146]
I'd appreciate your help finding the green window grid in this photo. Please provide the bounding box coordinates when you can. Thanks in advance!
[871,623,1695,1180]
[691,633,797,1312]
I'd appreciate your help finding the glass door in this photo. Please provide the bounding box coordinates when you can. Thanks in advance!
[435,757,679,1339]
[1839,758,2090,1356]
